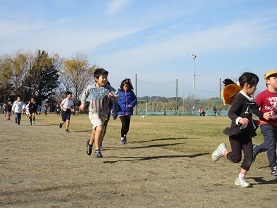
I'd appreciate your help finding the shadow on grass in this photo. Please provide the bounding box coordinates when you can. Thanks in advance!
[132,137,189,143]
[74,130,92,133]
[248,177,277,185]
[128,142,185,149]
[103,153,209,163]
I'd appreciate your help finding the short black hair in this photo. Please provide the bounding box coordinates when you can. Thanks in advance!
[66,91,72,96]
[94,68,108,78]
[239,72,259,88]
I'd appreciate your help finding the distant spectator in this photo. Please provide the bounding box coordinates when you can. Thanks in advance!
[213,106,218,117]
[6,98,13,120]
[12,96,25,125]
[199,107,205,116]
[163,109,166,116]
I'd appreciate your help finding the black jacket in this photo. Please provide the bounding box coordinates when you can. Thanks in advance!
[224,92,263,137]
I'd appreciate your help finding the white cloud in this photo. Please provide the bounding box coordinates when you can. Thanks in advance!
[93,17,277,70]
[107,0,129,16]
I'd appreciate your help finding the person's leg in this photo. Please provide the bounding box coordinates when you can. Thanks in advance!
[60,111,66,128]
[240,137,253,171]
[87,112,104,156]
[101,119,109,145]
[226,136,242,163]
[119,116,128,143]
[260,124,276,168]
[120,116,127,137]
[125,117,131,135]
[15,113,18,123]
[29,112,33,125]
[17,113,22,125]
[89,129,95,145]
[94,125,103,150]
[228,137,253,188]
[64,119,70,132]
[7,111,11,120]
[65,112,71,132]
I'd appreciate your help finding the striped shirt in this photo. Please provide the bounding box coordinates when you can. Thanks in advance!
[81,83,117,114]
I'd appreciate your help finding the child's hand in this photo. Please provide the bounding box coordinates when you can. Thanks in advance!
[79,104,85,111]
[263,112,271,120]
[108,93,114,98]
[239,118,249,125]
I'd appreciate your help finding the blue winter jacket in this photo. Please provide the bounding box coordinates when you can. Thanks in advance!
[113,89,137,117]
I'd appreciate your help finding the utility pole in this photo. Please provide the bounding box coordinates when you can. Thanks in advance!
[176,79,178,113]
[135,74,137,115]
[191,54,198,99]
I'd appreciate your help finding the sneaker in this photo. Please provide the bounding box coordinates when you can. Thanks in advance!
[94,150,103,158]
[120,137,127,144]
[252,144,258,162]
[271,166,277,176]
[59,123,63,128]
[212,143,227,161]
[86,140,92,156]
[235,177,251,188]
[65,129,70,133]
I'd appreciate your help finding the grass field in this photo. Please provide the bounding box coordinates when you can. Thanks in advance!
[38,113,268,168]
[1,113,275,207]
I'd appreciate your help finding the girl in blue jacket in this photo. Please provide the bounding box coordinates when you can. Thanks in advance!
[113,78,137,144]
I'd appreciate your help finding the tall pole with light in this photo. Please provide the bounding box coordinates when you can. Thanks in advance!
[191,54,198,99]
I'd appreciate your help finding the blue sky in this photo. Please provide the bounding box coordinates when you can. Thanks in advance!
[1,0,277,98]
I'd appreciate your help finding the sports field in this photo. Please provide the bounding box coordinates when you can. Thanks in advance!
[1,114,276,207]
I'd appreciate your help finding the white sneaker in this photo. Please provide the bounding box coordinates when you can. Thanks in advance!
[212,143,227,161]
[235,177,251,188]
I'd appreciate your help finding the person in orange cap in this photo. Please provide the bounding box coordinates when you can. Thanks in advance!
[253,70,277,176]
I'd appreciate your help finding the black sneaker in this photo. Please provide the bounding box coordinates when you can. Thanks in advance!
[65,129,70,133]
[59,123,63,128]
[94,150,103,158]
[271,166,277,176]
[86,140,92,156]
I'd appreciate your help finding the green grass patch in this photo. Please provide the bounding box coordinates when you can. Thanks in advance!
[38,113,268,167]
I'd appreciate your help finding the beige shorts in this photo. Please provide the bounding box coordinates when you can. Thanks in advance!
[89,112,107,129]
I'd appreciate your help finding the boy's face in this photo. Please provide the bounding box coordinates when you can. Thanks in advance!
[67,94,72,99]
[266,75,277,90]
[95,74,108,87]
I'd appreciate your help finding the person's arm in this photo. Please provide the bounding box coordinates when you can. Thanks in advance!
[12,103,15,112]
[228,95,245,125]
[129,92,137,107]
[60,100,65,111]
[80,87,89,111]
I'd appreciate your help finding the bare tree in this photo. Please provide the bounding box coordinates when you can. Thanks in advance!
[60,53,96,102]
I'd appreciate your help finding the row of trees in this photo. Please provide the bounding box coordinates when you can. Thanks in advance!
[0,49,227,113]
[136,96,228,113]
[0,50,96,108]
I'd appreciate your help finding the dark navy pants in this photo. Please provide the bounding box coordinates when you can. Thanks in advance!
[256,124,277,168]
[15,113,22,125]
